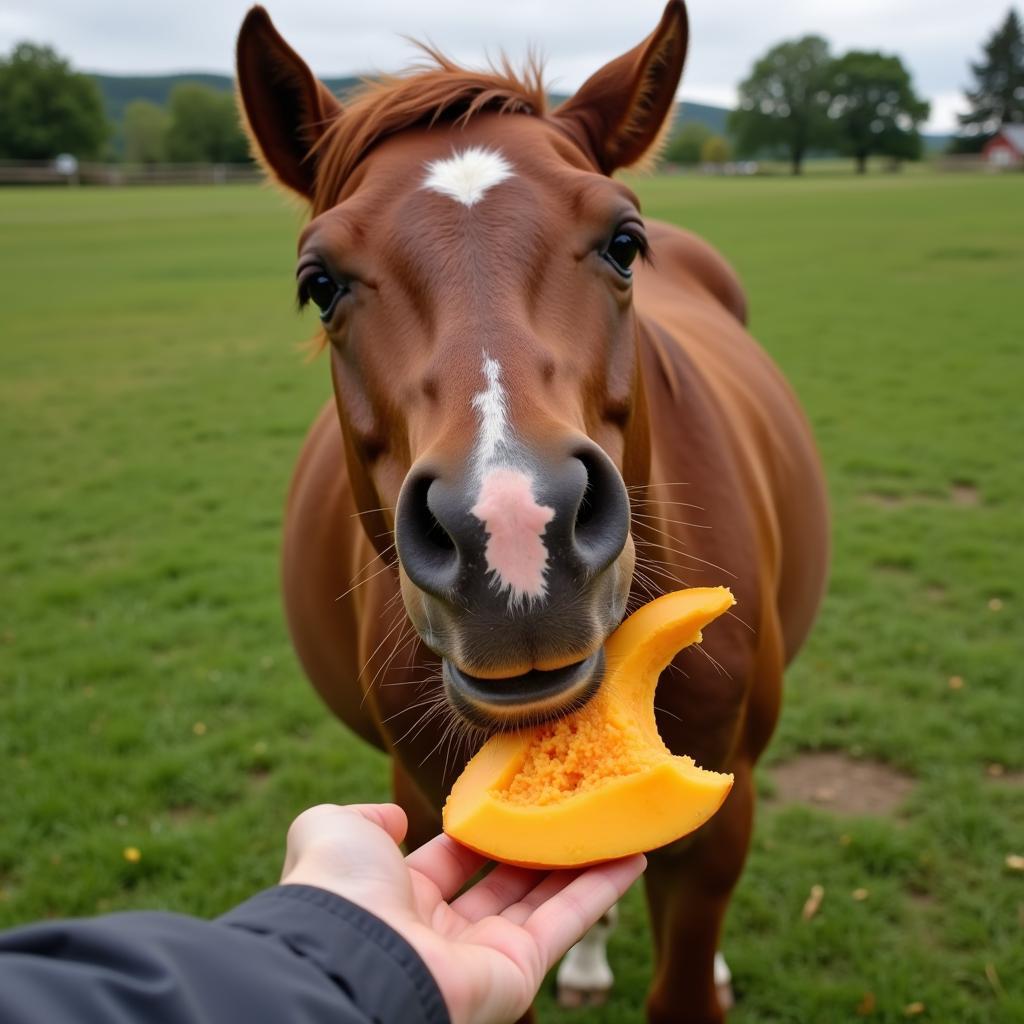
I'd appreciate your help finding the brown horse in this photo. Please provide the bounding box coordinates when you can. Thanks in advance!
[236,3,828,1021]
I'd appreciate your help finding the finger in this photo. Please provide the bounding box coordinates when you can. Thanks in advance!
[405,833,487,900]
[498,869,583,926]
[449,862,546,922]
[523,855,646,971]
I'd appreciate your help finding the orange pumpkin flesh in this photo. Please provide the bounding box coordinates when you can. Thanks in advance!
[442,587,736,868]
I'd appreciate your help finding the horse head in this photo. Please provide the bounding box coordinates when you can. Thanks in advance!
[237,2,689,730]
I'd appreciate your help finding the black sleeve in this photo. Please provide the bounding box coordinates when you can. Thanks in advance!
[0,884,450,1024]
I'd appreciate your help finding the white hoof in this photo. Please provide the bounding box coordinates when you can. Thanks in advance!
[715,952,735,1011]
[556,906,618,1009]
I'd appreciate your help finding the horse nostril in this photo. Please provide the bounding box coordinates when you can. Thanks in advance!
[570,447,630,575]
[425,505,455,551]
[395,472,459,597]
[575,473,596,528]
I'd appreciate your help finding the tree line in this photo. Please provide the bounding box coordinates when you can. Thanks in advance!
[667,8,1022,174]
[0,44,249,163]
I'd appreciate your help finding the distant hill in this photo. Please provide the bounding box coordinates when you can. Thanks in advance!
[90,72,949,157]
[92,72,361,131]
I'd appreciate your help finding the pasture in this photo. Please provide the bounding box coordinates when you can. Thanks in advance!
[1,171,1021,1022]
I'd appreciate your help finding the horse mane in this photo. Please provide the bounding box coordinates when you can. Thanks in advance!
[310,45,548,213]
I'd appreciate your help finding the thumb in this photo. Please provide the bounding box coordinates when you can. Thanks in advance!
[344,803,409,846]
[281,803,409,878]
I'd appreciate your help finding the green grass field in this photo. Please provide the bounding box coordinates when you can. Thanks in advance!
[1,172,1022,1023]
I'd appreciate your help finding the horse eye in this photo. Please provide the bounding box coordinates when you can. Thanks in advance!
[306,273,340,316]
[604,232,641,275]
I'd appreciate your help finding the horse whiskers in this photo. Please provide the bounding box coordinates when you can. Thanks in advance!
[391,698,447,749]
[629,500,705,513]
[341,542,397,593]
[335,560,397,603]
[693,642,732,680]
[365,617,422,697]
[635,560,694,590]
[380,693,443,727]
[356,607,410,687]
[725,609,756,634]
[633,551,701,579]
[348,505,395,519]
[653,702,683,723]
[630,498,708,512]
[631,512,711,531]
[630,568,666,598]
[632,531,738,581]
[380,673,441,689]
[635,552,702,581]
[625,481,693,490]
[664,660,689,679]
[419,704,463,769]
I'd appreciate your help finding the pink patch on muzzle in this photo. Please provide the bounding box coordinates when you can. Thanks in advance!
[470,467,555,603]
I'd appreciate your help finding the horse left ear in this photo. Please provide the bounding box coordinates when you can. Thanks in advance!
[236,6,342,199]
[552,0,688,174]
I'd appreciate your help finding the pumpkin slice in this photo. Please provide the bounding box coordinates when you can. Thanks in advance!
[443,587,736,868]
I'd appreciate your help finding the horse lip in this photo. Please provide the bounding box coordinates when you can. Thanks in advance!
[443,649,605,730]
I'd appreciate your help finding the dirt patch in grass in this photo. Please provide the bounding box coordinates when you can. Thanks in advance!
[859,484,981,509]
[949,483,980,506]
[985,769,1024,787]
[768,752,915,817]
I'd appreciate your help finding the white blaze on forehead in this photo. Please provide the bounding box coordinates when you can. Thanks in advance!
[422,146,514,207]
[469,352,554,606]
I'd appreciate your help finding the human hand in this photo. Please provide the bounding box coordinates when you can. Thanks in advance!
[280,803,645,1024]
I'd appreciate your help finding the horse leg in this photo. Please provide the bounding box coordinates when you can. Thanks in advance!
[556,903,618,1007]
[643,759,754,1024]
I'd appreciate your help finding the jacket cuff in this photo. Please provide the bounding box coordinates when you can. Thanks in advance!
[219,884,450,1024]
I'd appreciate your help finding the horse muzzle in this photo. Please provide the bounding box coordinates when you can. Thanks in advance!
[394,437,633,728]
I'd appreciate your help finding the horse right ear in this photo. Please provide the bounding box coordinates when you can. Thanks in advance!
[236,6,342,199]
[552,0,688,174]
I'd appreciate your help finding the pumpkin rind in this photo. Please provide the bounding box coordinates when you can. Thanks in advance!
[442,587,736,868]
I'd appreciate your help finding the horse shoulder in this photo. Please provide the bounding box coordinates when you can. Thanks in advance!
[642,219,748,326]
[282,402,389,751]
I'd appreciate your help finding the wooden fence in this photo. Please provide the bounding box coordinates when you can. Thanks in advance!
[0,161,263,186]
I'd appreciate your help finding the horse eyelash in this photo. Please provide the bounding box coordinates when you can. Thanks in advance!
[637,235,655,269]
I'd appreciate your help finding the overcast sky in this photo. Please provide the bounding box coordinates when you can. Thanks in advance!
[0,0,1017,133]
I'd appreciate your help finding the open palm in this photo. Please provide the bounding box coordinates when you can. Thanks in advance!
[280,803,645,1024]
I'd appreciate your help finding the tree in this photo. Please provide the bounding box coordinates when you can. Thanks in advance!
[956,8,1024,150]
[700,135,730,165]
[165,83,249,163]
[123,99,168,164]
[664,122,712,165]
[823,51,930,173]
[0,42,109,160]
[729,36,833,175]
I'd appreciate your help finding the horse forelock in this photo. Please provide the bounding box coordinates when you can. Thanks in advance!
[309,45,548,216]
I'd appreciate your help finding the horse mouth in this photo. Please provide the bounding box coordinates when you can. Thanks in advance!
[443,649,605,731]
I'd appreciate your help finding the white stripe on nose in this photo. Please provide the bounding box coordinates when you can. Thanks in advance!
[469,353,553,606]
[470,353,510,469]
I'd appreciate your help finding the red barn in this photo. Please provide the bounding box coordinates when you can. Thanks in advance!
[983,125,1024,167]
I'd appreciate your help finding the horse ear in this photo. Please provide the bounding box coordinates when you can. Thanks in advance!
[236,6,342,199]
[552,0,688,174]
